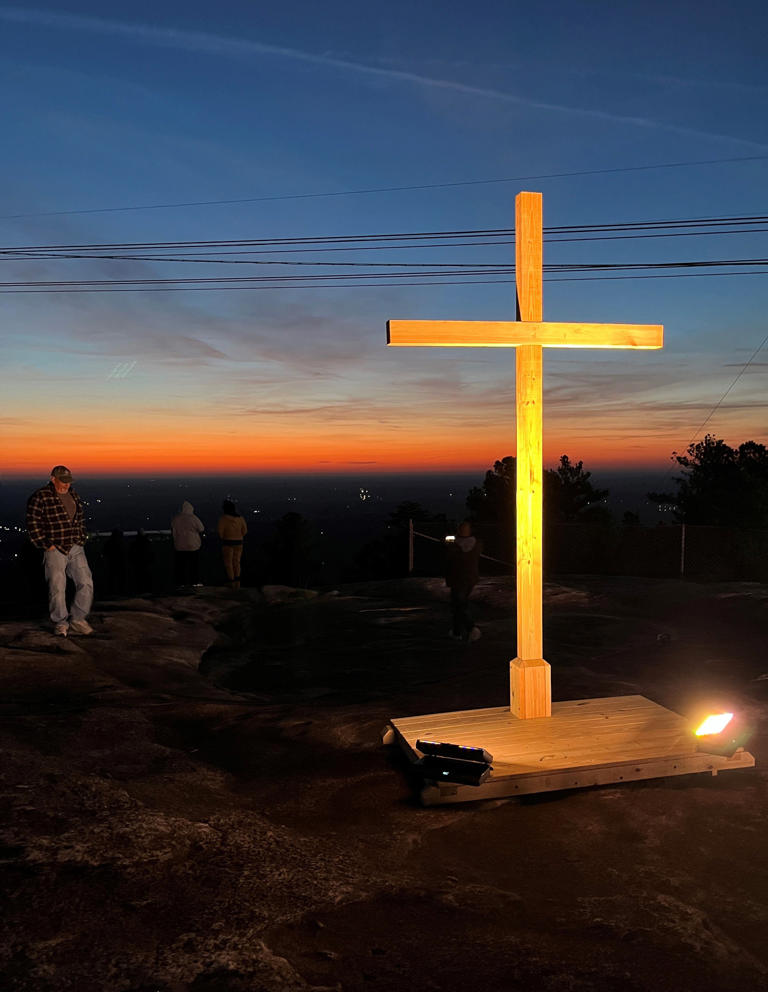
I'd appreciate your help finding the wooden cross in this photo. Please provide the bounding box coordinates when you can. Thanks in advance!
[387,192,663,719]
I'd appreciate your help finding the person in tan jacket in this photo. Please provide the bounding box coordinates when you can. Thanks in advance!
[217,499,247,590]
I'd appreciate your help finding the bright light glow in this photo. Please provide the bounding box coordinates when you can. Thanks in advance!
[695,713,734,736]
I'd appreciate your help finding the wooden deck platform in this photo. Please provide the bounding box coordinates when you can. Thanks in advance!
[385,695,755,806]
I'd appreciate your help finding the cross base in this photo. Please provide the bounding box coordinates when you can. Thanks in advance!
[510,657,551,718]
[383,695,756,806]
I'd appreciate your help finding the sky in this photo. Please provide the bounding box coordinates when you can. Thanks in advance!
[1,0,767,478]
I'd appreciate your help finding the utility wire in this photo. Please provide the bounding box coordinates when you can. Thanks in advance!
[1,212,765,289]
[2,256,766,271]
[2,213,767,255]
[686,331,768,446]
[2,154,766,220]
[650,326,768,498]
[1,259,765,289]
[3,270,767,293]
[4,227,768,266]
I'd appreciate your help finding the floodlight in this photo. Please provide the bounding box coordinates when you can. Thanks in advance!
[416,739,493,764]
[693,709,753,758]
[695,713,733,737]
[417,754,492,786]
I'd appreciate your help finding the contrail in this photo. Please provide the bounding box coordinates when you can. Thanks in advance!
[2,6,767,151]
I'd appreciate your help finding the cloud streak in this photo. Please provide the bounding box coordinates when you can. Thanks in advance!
[2,6,766,150]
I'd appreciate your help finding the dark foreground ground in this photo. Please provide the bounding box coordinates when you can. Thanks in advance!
[1,575,767,992]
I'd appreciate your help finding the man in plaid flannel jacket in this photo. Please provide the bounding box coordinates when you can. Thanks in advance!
[26,466,94,637]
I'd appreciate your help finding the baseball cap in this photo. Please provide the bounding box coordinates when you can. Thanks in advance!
[51,465,73,483]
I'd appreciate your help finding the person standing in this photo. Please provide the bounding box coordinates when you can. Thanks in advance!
[217,499,247,590]
[26,465,94,637]
[445,519,482,642]
[171,501,205,588]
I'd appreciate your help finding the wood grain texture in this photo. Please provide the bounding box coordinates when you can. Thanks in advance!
[386,320,663,349]
[390,695,752,772]
[417,750,755,805]
[510,657,551,718]
[515,192,542,323]
[393,696,694,769]
[515,344,544,666]
[513,193,548,714]
[389,695,755,803]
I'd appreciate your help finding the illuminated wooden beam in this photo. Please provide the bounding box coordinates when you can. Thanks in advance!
[385,191,664,720]
[511,193,549,719]
[387,320,663,350]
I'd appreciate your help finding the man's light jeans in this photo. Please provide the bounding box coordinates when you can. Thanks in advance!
[44,546,94,624]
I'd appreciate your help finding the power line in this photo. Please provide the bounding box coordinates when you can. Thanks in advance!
[1,212,765,290]
[2,154,767,220]
[2,255,766,272]
[2,269,766,293]
[1,259,765,289]
[651,326,768,496]
[686,330,768,446]
[5,226,768,267]
[2,213,766,255]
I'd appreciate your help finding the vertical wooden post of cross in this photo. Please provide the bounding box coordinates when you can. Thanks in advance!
[511,192,551,719]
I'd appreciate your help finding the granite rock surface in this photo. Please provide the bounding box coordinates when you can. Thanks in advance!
[1,577,767,991]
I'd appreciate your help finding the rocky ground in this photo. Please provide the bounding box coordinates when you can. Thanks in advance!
[1,575,767,992]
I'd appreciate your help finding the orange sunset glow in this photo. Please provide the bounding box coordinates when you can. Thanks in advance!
[2,414,709,478]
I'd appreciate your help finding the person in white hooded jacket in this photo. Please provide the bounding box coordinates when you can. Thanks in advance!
[171,500,205,588]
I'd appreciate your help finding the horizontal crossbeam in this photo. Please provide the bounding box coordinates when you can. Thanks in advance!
[387,320,663,349]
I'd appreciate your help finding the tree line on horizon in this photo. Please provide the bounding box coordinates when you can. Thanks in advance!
[406,434,768,532]
[13,434,764,597]
[354,434,768,580]
[85,435,768,588]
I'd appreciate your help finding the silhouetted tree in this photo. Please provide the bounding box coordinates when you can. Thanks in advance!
[650,435,768,527]
[544,455,610,523]
[465,456,516,562]
[465,454,610,561]
[466,457,515,523]
[387,501,447,528]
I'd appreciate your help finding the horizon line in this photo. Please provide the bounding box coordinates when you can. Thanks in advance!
[1,465,672,482]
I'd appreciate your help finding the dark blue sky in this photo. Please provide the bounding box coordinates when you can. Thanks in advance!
[1,1,767,476]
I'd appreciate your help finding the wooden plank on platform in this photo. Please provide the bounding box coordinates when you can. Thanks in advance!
[418,749,756,806]
[387,695,756,804]
[392,695,696,768]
